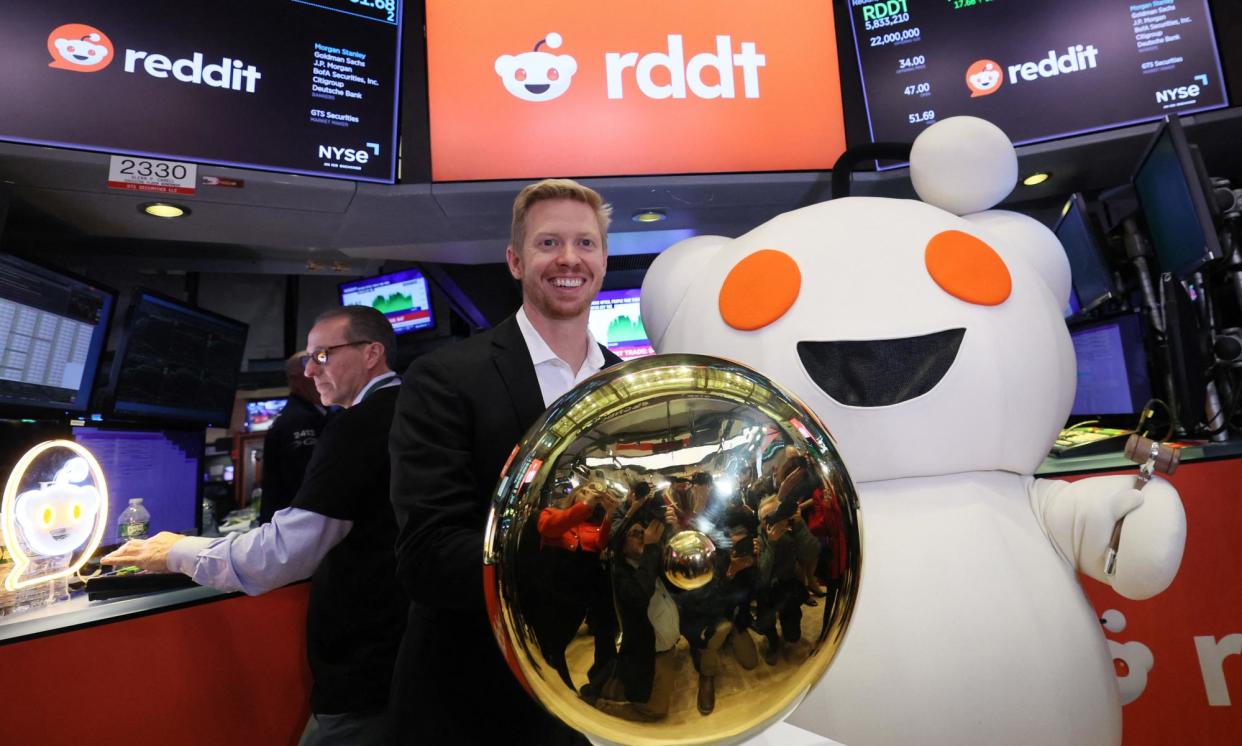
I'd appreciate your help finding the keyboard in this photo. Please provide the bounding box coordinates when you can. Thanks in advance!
[1049,426,1133,458]
[84,572,198,601]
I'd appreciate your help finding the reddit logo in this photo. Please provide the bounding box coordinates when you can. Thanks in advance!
[48,23,114,73]
[494,33,577,102]
[1101,609,1154,706]
[965,59,1002,98]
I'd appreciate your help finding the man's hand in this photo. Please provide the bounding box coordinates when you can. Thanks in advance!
[765,518,790,541]
[101,531,186,572]
[643,519,666,546]
[726,555,755,579]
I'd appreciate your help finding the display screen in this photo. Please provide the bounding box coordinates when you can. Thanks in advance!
[1132,115,1221,278]
[0,0,402,182]
[72,425,202,544]
[111,292,249,424]
[1069,314,1151,416]
[245,398,288,432]
[340,268,435,335]
[1055,194,1114,313]
[0,254,115,414]
[846,0,1227,154]
[425,0,846,180]
[589,288,653,360]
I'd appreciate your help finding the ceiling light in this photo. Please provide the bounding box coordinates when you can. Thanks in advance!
[140,202,189,218]
[1021,172,1051,187]
[632,209,667,224]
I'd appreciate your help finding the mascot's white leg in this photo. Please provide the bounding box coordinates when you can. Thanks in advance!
[786,472,1121,746]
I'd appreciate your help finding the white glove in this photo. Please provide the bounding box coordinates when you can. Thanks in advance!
[1032,475,1185,599]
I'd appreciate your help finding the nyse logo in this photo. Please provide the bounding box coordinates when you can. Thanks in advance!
[318,142,380,171]
[1156,85,1200,103]
[1156,75,1207,107]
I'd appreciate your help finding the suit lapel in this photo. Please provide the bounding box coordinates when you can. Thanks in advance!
[491,316,547,431]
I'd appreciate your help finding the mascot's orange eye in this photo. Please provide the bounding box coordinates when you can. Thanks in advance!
[924,230,1011,306]
[42,507,54,526]
[719,249,802,330]
[515,68,527,82]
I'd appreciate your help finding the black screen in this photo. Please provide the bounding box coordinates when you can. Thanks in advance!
[1055,194,1114,313]
[846,0,1228,152]
[111,292,248,425]
[1132,115,1222,278]
[0,0,402,182]
[0,254,115,414]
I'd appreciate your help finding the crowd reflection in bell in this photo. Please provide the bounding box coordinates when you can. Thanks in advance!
[523,415,850,724]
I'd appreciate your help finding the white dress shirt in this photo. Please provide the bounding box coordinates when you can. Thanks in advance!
[515,306,607,407]
[166,372,400,594]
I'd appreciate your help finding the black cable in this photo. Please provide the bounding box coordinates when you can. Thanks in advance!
[831,142,914,200]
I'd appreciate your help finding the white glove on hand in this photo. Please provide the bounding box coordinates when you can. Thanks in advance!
[1032,475,1185,599]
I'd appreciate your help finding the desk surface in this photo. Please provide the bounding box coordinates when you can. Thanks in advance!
[1036,436,1242,476]
[0,584,233,645]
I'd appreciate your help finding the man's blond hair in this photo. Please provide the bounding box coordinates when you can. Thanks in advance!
[510,178,612,252]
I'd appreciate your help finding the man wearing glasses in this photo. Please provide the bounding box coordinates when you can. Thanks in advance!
[104,305,406,746]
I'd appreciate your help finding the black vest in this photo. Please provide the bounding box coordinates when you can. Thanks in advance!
[292,384,406,714]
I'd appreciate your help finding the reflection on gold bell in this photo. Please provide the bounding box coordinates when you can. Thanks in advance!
[663,530,716,590]
[484,353,862,745]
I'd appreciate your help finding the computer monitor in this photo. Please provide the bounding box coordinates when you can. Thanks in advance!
[1055,194,1115,314]
[71,424,203,544]
[245,398,287,433]
[1161,274,1211,433]
[1132,115,1223,278]
[1069,313,1153,418]
[589,288,654,360]
[339,268,435,335]
[0,254,115,415]
[110,291,249,425]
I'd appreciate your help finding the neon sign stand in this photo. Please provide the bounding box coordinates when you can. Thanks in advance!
[2,440,109,592]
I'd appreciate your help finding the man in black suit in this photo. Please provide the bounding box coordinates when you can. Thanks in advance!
[389,179,621,744]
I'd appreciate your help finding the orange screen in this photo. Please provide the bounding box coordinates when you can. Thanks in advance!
[426,0,845,181]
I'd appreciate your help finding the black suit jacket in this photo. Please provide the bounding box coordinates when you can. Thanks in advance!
[388,315,621,744]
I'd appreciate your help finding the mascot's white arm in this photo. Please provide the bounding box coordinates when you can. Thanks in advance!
[1030,475,1186,600]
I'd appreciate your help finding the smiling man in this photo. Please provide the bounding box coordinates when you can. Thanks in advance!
[103,305,405,746]
[388,179,622,744]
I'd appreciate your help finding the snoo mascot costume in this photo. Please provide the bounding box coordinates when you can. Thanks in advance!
[640,117,1186,745]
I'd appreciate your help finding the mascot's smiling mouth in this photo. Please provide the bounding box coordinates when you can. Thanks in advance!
[797,328,965,407]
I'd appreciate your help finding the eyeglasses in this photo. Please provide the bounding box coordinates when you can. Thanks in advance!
[299,341,373,370]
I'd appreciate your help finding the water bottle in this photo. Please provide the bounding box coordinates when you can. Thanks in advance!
[201,498,218,536]
[117,498,151,543]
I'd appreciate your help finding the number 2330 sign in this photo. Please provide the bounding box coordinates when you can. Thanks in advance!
[107,155,197,195]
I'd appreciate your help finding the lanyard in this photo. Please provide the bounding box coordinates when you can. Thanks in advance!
[357,374,400,404]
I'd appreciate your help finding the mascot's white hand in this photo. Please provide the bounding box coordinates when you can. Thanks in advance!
[1081,487,1144,579]
[1032,475,1186,599]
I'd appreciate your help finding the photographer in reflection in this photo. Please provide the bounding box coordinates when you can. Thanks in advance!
[720,514,761,670]
[755,495,810,665]
[594,508,679,722]
[534,481,619,695]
